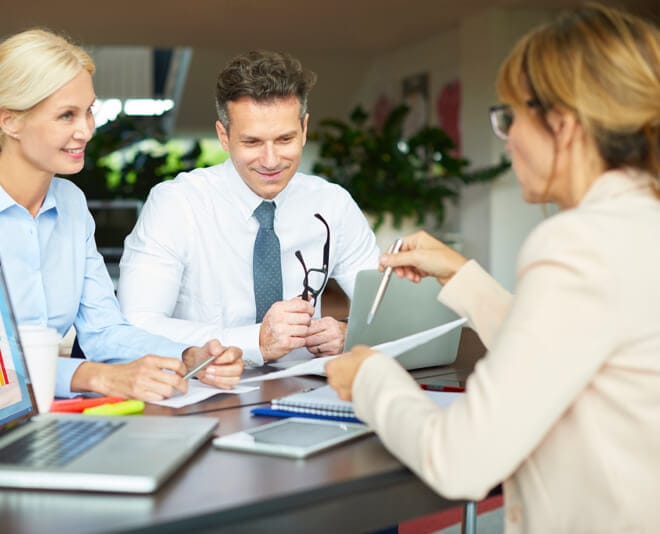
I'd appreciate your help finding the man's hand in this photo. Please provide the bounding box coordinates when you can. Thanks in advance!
[259,297,315,361]
[72,357,189,402]
[325,345,377,401]
[182,340,244,389]
[304,317,347,356]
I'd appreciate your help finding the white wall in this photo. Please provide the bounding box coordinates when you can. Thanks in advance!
[174,48,373,135]
[352,28,460,127]
[459,8,554,290]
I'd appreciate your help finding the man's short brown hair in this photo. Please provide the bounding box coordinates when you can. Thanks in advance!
[215,50,317,131]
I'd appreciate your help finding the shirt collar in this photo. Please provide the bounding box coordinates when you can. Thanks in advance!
[0,181,59,216]
[0,185,14,214]
[224,159,297,221]
[579,168,657,207]
[40,182,58,215]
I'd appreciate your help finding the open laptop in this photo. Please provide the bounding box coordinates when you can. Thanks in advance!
[0,259,217,493]
[343,270,462,369]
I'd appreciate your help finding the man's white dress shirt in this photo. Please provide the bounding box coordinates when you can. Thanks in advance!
[118,160,379,366]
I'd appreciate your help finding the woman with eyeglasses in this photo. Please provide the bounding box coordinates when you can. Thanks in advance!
[326,3,660,531]
[0,29,244,402]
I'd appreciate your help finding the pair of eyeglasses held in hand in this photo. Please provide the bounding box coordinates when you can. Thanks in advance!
[295,213,330,307]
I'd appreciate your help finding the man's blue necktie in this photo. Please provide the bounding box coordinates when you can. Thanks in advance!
[252,201,283,323]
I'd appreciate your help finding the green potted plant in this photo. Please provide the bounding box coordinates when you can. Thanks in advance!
[71,113,227,202]
[311,104,510,231]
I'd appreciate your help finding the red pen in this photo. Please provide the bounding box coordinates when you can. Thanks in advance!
[420,384,465,393]
[50,396,126,413]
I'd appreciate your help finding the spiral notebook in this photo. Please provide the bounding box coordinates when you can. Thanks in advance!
[271,385,355,418]
[257,385,464,423]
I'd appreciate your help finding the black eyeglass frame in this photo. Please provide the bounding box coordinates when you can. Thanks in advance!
[489,99,542,140]
[295,213,330,307]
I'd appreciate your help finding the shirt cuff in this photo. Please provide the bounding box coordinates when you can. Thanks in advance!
[438,259,489,318]
[172,342,191,359]
[55,357,86,398]
[219,323,264,367]
[352,352,419,422]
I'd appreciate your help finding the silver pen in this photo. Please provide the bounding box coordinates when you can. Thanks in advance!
[183,354,217,380]
[366,238,403,325]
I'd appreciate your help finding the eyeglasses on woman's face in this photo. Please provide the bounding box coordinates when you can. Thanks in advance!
[489,99,542,140]
[295,213,330,307]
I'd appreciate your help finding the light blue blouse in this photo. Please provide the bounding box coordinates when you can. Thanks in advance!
[0,178,187,397]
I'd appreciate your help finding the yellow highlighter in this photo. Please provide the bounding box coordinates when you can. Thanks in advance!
[83,400,145,416]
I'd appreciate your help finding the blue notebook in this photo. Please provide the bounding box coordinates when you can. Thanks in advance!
[253,385,463,424]
[250,407,362,423]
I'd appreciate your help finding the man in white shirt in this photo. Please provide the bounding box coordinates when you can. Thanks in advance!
[118,50,379,367]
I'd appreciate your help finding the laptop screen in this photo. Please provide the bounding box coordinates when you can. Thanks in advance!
[344,270,461,370]
[0,261,36,427]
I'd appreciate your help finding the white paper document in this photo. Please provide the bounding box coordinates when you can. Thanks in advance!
[240,355,337,384]
[372,317,467,357]
[150,380,259,408]
[426,390,464,408]
[240,317,467,385]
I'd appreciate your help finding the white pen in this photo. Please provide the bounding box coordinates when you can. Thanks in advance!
[183,354,217,380]
[366,238,403,325]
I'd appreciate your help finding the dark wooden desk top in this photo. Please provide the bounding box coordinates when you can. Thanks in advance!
[146,326,486,418]
[0,328,487,533]
[0,410,448,534]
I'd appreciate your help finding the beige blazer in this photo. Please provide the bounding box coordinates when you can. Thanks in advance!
[353,169,660,533]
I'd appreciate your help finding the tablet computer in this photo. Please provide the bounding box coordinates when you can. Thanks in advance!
[212,418,371,459]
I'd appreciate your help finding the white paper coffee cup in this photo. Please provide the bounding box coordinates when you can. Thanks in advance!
[18,325,61,414]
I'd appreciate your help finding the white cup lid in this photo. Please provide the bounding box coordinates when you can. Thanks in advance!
[18,325,61,345]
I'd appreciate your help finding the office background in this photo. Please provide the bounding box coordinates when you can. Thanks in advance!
[3,0,659,291]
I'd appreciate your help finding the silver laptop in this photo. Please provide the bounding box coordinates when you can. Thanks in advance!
[0,260,217,493]
[344,270,461,369]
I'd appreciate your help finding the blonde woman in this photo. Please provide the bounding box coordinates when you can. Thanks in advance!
[0,29,243,401]
[327,4,660,532]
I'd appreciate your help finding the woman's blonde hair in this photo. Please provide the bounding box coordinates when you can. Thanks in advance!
[497,3,660,179]
[0,28,95,147]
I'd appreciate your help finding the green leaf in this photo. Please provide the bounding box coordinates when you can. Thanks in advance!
[311,105,510,228]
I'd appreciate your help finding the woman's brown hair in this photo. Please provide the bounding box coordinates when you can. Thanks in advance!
[497,3,660,180]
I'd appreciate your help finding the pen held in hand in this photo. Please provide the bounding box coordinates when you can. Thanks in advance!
[183,354,217,380]
[367,238,403,325]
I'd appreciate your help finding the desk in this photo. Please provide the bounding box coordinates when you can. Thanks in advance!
[0,329,486,533]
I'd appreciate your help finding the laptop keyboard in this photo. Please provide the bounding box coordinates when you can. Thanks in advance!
[0,419,125,467]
